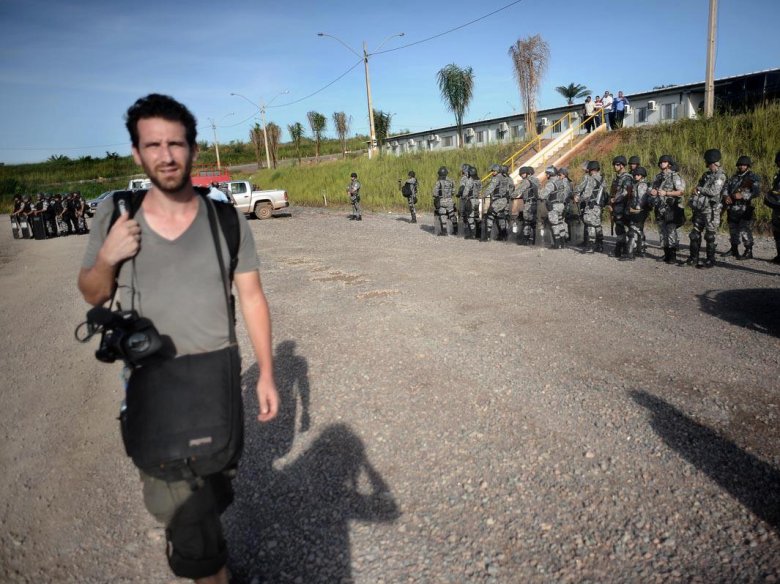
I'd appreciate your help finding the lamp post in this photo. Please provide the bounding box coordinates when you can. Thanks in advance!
[207,112,234,171]
[230,90,289,169]
[317,31,404,159]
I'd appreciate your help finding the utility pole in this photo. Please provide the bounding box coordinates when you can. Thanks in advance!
[260,105,271,169]
[363,41,377,160]
[704,0,717,118]
[208,113,233,171]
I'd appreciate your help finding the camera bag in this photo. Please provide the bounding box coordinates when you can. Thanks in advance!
[110,191,244,481]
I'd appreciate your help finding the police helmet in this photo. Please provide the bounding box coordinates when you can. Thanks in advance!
[633,166,647,178]
[628,156,641,166]
[544,165,557,176]
[500,165,509,174]
[519,166,531,175]
[703,149,721,165]
[490,164,501,174]
[612,156,627,166]
[408,170,415,178]
[461,163,470,173]
[658,154,673,166]
[558,167,569,177]
[350,172,358,178]
[468,166,479,179]
[586,160,601,172]
[438,166,448,178]
[736,155,752,167]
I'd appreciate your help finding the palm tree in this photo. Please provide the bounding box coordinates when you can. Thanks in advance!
[508,34,550,137]
[332,112,351,158]
[555,83,591,104]
[436,63,475,148]
[249,123,264,167]
[266,122,281,168]
[372,109,392,150]
[306,111,327,160]
[287,122,305,163]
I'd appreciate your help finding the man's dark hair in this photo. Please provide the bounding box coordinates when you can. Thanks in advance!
[125,94,197,148]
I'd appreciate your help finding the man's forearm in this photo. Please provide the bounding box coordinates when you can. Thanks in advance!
[78,257,117,306]
[236,272,274,379]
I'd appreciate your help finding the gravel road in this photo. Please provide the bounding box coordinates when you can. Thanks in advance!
[1,207,779,583]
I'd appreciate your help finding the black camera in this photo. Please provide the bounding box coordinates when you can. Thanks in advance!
[86,306,163,367]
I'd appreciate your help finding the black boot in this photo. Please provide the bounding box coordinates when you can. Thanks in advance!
[740,245,753,260]
[669,248,678,264]
[464,225,473,240]
[702,244,716,268]
[498,227,508,241]
[558,236,566,249]
[452,222,458,236]
[686,246,700,266]
[723,244,740,259]
[662,247,672,263]
[410,211,417,224]
[480,223,489,242]
[595,237,604,253]
[612,242,623,258]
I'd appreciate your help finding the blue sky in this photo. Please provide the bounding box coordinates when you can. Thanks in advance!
[1,0,778,164]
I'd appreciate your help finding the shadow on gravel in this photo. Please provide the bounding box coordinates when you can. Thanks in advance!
[706,260,780,278]
[632,390,780,532]
[225,340,399,582]
[698,288,780,337]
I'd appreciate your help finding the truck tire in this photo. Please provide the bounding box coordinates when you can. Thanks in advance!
[253,201,273,220]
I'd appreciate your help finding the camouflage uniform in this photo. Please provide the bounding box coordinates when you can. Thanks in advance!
[347,175,362,220]
[515,169,537,245]
[650,166,686,263]
[458,167,481,239]
[538,169,568,248]
[722,161,761,259]
[609,170,633,258]
[482,166,510,241]
[400,175,418,223]
[626,171,649,259]
[432,170,457,236]
[574,167,605,252]
[687,150,726,267]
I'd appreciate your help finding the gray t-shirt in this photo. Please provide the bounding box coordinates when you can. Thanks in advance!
[82,195,259,356]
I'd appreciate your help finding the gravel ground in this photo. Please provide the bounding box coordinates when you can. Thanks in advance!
[1,207,779,583]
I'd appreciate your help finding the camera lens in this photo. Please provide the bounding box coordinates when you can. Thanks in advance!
[127,332,151,354]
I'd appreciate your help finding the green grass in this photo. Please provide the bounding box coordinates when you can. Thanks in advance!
[237,143,522,213]
[568,102,780,232]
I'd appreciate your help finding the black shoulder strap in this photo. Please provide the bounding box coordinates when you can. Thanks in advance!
[109,190,147,230]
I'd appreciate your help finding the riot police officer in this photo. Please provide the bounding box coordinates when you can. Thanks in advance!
[649,155,686,264]
[687,149,726,268]
[538,166,567,249]
[515,167,537,245]
[347,172,362,221]
[625,166,649,260]
[482,164,510,241]
[628,156,641,174]
[432,166,457,236]
[765,151,780,264]
[609,156,633,258]
[722,156,761,259]
[460,166,481,240]
[399,170,418,223]
[574,161,605,253]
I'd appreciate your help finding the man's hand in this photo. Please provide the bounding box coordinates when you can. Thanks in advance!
[725,196,733,205]
[98,213,141,266]
[256,376,279,422]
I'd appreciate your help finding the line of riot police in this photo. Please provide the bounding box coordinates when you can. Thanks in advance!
[10,192,89,240]
[418,150,780,267]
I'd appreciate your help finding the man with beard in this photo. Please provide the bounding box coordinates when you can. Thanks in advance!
[78,94,279,584]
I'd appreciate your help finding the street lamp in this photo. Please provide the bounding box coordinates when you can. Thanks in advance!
[230,90,289,169]
[207,112,234,171]
[317,31,404,159]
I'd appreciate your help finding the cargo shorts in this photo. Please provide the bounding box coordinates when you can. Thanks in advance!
[141,471,234,579]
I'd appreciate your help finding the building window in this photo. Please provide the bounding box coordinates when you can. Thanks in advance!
[476,130,485,143]
[465,134,473,144]
[497,129,507,140]
[662,103,678,121]
[443,136,454,147]
[512,125,522,139]
[636,107,648,123]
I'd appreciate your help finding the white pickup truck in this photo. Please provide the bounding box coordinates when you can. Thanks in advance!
[222,180,288,219]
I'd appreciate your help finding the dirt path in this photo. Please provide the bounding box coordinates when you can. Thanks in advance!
[1,208,779,582]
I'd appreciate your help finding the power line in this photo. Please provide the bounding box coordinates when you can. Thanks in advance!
[372,0,526,55]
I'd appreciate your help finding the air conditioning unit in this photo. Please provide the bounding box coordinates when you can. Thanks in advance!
[408,138,416,146]
[648,100,658,111]
[465,128,475,137]
[540,117,550,127]
[427,134,440,142]
[497,122,509,132]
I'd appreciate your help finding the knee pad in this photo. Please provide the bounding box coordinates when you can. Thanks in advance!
[689,229,702,244]
[704,232,716,244]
